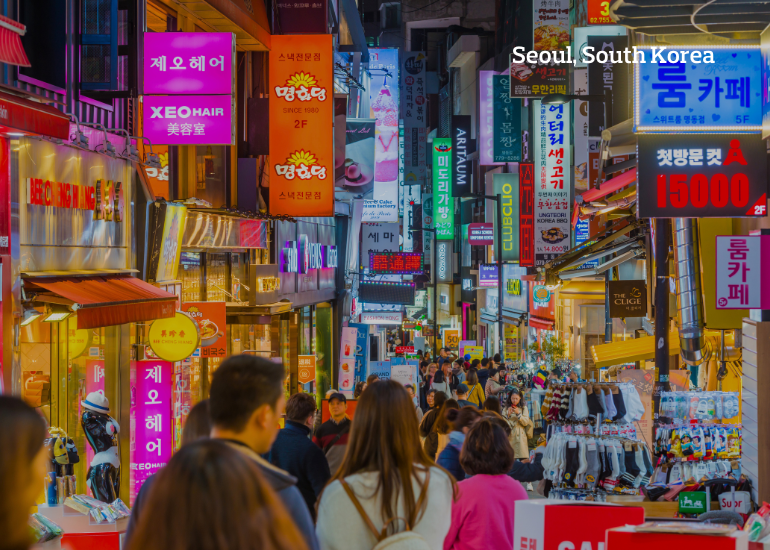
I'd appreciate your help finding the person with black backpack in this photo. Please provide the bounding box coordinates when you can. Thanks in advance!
[316,380,456,550]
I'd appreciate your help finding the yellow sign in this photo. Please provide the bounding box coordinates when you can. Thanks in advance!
[155,203,187,283]
[298,355,316,384]
[465,346,484,361]
[444,330,459,350]
[68,316,91,359]
[504,324,519,359]
[148,312,200,362]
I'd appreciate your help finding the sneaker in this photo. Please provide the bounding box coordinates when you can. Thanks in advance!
[526,482,534,491]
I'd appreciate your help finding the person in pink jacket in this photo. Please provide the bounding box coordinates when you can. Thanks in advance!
[443,415,529,550]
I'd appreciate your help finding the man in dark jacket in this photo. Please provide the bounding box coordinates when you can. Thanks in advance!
[266,393,330,519]
[312,392,350,475]
[477,358,491,389]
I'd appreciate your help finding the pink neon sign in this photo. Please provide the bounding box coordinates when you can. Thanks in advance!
[144,32,234,95]
[142,95,234,146]
[130,360,172,504]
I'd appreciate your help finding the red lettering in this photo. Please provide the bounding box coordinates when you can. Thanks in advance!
[72,184,79,209]
[657,174,667,208]
[64,183,71,208]
[87,187,95,210]
[711,174,728,208]
[34,179,42,204]
[44,180,52,206]
[669,174,688,208]
[731,173,749,207]
[690,174,708,208]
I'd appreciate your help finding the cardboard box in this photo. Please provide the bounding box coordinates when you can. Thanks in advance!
[514,500,645,550]
[607,525,748,550]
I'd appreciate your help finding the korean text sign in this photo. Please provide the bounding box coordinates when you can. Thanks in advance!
[637,134,767,218]
[534,101,571,267]
[131,360,173,499]
[634,47,761,132]
[269,35,334,216]
[716,236,770,309]
[493,76,521,162]
[519,163,535,267]
[402,51,428,193]
[180,302,226,358]
[479,71,503,166]
[432,138,454,239]
[509,58,568,98]
[144,32,235,95]
[142,95,234,146]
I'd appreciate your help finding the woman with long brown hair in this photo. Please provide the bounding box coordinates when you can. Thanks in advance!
[126,439,307,550]
[432,398,459,458]
[0,397,48,550]
[316,380,456,550]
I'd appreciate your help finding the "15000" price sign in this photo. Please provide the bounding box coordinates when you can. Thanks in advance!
[637,134,767,218]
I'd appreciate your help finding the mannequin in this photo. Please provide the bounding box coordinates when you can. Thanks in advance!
[81,392,120,502]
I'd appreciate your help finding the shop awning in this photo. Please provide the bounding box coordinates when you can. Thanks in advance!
[0,90,70,139]
[0,15,30,67]
[529,316,554,331]
[591,331,681,369]
[559,280,606,301]
[28,276,177,329]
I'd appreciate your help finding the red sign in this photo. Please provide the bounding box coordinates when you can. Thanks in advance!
[180,302,227,357]
[468,223,494,245]
[369,252,424,274]
[519,163,535,267]
[586,0,613,24]
[395,346,414,354]
[0,91,70,140]
[26,178,96,210]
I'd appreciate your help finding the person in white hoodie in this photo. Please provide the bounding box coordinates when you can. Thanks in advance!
[316,380,456,550]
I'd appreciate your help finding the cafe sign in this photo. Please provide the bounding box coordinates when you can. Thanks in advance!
[608,280,647,318]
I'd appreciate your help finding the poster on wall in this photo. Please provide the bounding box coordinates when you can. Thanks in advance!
[336,118,375,199]
[268,35,334,216]
[432,138,453,240]
[298,355,317,385]
[533,100,571,267]
[368,360,392,380]
[180,302,226,357]
[364,48,400,221]
[533,0,570,51]
[492,76,521,162]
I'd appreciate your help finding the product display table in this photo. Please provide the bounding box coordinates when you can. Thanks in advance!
[32,504,126,550]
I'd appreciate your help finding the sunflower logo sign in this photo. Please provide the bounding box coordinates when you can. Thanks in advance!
[275,150,327,180]
[275,72,327,102]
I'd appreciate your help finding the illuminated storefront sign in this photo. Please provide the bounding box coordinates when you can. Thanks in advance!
[432,138,453,240]
[256,277,281,293]
[436,241,452,283]
[479,264,499,287]
[148,313,201,362]
[493,75,521,162]
[519,163,535,267]
[493,173,518,261]
[369,252,424,274]
[468,223,494,246]
[25,178,125,222]
[452,115,471,196]
[281,239,338,273]
[509,58,568,98]
[269,35,334,216]
[634,46,761,133]
[144,32,235,95]
[359,281,415,305]
[507,279,521,295]
[142,95,234,146]
[479,71,503,166]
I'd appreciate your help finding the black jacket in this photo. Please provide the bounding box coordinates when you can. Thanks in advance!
[508,449,545,482]
[266,420,331,519]
[477,368,491,391]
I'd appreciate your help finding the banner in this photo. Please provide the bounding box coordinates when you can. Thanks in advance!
[369,360,392,380]
[347,322,370,385]
[607,280,648,318]
[493,173,519,262]
[336,118,375,199]
[533,0,570,51]
[402,52,427,187]
[366,48,400,221]
[533,100,571,267]
[493,76,521,162]
[452,115,472,196]
[587,35,628,136]
[422,194,432,262]
[269,35,333,216]
[361,222,400,269]
[298,355,316,384]
[432,138,453,240]
[479,71,503,166]
[519,163,535,267]
[339,326,358,395]
[180,302,226,358]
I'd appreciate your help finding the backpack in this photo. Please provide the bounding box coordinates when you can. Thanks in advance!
[339,470,432,550]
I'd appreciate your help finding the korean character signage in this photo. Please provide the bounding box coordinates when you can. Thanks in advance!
[479,71,503,166]
[533,101,571,267]
[587,35,628,136]
[131,360,173,498]
[493,173,519,262]
[432,138,454,240]
[492,76,521,162]
[479,264,499,287]
[533,0,570,51]
[637,134,767,218]
[402,184,421,252]
[298,355,316,384]
[402,52,427,186]
[587,0,613,24]
[519,163,535,267]
[607,280,647,318]
[360,222,399,269]
[144,33,235,95]
[275,0,328,34]
[452,115,471,196]
[142,95,235,146]
[269,35,334,217]
[634,46,761,132]
[716,236,769,309]
[509,58,569,98]
[468,223,494,245]
[180,302,227,358]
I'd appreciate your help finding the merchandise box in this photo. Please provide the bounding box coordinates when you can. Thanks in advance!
[514,500,645,550]
[607,525,748,550]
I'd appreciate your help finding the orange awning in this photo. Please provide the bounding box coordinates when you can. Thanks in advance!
[0,15,30,67]
[529,316,554,331]
[28,276,177,329]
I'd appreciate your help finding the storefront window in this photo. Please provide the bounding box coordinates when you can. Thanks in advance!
[206,253,228,302]
[181,252,203,302]
[195,145,227,207]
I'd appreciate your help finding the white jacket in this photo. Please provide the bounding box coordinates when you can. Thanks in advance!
[316,466,453,550]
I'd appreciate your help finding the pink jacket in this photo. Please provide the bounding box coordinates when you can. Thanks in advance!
[443,474,528,550]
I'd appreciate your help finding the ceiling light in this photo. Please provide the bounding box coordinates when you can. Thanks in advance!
[7,132,24,137]
[43,304,73,323]
[20,305,43,327]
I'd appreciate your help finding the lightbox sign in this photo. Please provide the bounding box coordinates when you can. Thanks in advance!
[468,223,494,245]
[369,252,424,274]
[519,163,535,267]
[493,76,521,162]
[507,279,522,295]
[637,134,767,218]
[716,235,769,309]
[479,71,503,166]
[436,241,452,283]
[359,281,416,305]
[282,240,338,272]
[432,138,454,240]
[634,46,762,133]
[452,115,471,196]
[361,311,404,325]
[509,58,569,98]
[479,264,499,287]
[142,95,234,146]
[144,32,235,95]
[493,173,519,262]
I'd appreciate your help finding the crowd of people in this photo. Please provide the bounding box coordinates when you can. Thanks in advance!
[2,349,547,550]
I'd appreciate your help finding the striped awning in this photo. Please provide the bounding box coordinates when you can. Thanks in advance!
[591,331,681,369]
[0,15,29,67]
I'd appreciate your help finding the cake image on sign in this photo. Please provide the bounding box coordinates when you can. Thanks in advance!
[275,150,327,180]
[274,72,327,102]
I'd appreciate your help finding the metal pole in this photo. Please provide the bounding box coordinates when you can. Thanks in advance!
[496,196,504,360]
[653,218,672,419]
[605,269,612,344]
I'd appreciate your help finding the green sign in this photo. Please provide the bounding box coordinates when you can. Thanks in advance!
[493,173,519,262]
[432,137,453,240]
[492,75,521,163]
[678,492,707,514]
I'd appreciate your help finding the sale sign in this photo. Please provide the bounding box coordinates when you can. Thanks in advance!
[444,330,459,351]
[298,355,316,384]
[269,35,334,217]
[142,95,234,146]
[637,134,767,218]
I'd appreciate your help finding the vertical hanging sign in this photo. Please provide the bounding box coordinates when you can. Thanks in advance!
[492,75,521,162]
[493,173,519,262]
[479,71,503,166]
[452,115,471,196]
[432,138,454,240]
[519,163,535,267]
[269,35,334,216]
[402,52,427,186]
